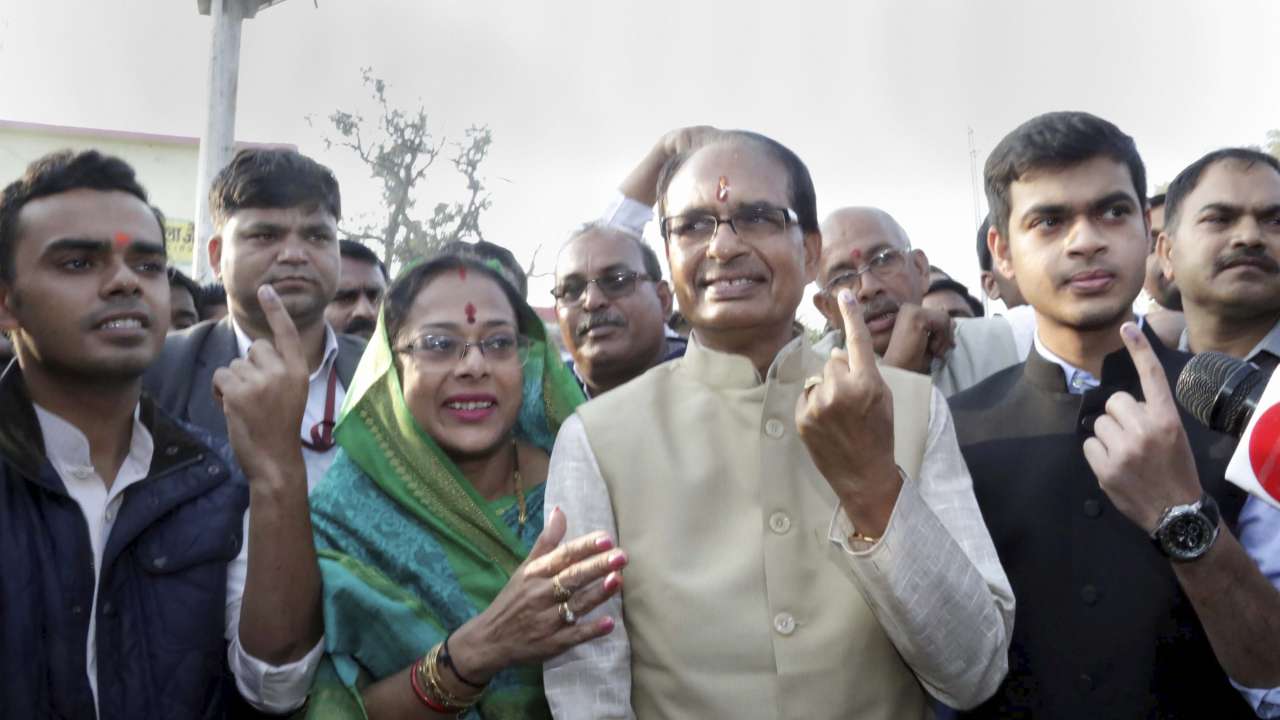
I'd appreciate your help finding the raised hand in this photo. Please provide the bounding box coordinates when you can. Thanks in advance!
[620,125,724,207]
[448,507,624,683]
[881,303,956,374]
[797,289,902,537]
[1083,322,1203,532]
[212,284,310,484]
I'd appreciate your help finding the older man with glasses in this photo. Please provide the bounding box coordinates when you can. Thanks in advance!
[816,207,1024,396]
[552,221,685,397]
[543,129,1013,719]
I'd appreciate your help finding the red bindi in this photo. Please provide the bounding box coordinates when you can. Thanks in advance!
[850,248,863,263]
[113,232,131,251]
[458,266,468,280]
[716,176,730,203]
[464,302,477,324]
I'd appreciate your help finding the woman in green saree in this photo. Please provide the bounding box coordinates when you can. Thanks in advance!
[307,254,626,718]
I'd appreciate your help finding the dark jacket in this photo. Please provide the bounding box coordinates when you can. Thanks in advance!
[0,361,250,720]
[949,327,1253,719]
[143,316,365,437]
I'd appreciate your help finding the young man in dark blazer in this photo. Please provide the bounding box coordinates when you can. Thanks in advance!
[144,148,365,492]
[950,111,1280,718]
[0,150,321,719]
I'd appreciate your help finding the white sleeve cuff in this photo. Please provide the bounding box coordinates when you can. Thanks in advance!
[228,634,325,713]
[600,190,655,238]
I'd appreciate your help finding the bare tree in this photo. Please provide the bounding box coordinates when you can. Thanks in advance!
[311,68,493,269]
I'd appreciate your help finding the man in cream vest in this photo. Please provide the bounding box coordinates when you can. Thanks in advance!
[543,130,1013,719]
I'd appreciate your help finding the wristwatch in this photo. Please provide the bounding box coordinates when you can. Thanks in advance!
[1150,493,1221,562]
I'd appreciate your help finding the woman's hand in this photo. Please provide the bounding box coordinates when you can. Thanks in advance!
[449,506,626,683]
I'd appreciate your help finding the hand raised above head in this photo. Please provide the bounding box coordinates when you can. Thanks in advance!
[1083,322,1202,532]
[797,290,901,535]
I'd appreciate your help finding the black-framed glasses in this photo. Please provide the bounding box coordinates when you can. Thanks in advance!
[821,247,909,294]
[551,270,649,305]
[396,332,529,366]
[659,205,799,248]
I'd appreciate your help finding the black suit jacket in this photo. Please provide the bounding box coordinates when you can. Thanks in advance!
[949,326,1253,719]
[142,316,365,438]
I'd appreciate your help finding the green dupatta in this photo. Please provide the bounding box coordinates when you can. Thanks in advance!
[305,282,584,719]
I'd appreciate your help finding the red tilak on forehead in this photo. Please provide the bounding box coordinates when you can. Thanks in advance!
[458,266,467,280]
[465,302,477,324]
[113,232,131,250]
[716,176,730,203]
[850,248,863,263]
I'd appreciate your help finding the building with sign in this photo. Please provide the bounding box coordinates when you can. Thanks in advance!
[0,119,291,274]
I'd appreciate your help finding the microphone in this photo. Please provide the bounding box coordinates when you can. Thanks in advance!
[1176,351,1280,508]
[1176,351,1271,438]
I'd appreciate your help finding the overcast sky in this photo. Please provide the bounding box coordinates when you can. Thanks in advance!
[2,0,1278,309]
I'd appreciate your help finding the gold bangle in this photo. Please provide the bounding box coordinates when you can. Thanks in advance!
[425,643,482,710]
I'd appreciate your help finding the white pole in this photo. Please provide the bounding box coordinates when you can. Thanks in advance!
[192,0,244,282]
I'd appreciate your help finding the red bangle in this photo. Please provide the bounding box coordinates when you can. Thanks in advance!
[409,656,450,713]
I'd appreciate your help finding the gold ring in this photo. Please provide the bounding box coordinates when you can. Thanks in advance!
[803,375,823,392]
[551,575,572,603]
[558,601,578,625]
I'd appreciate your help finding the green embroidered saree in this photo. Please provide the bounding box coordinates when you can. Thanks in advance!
[306,291,584,719]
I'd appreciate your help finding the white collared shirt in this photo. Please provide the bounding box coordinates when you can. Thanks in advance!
[230,317,345,491]
[33,404,321,714]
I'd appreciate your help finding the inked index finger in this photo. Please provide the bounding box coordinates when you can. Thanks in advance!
[1119,322,1174,413]
[257,284,304,370]
[837,289,877,372]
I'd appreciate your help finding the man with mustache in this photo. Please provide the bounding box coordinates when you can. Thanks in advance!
[1157,147,1280,715]
[949,112,1279,719]
[145,148,366,491]
[325,239,387,340]
[553,221,684,397]
[814,207,1022,396]
[0,150,322,717]
[544,129,1012,718]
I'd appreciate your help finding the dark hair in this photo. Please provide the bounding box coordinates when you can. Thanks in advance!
[384,255,529,346]
[209,148,341,229]
[975,215,993,272]
[0,149,159,282]
[167,266,202,310]
[566,221,663,281]
[656,130,820,237]
[1164,148,1280,233]
[1150,193,1166,209]
[984,111,1146,241]
[200,282,227,306]
[435,240,528,298]
[339,239,389,281]
[927,277,984,317]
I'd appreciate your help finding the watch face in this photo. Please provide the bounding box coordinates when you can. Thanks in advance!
[1160,511,1217,561]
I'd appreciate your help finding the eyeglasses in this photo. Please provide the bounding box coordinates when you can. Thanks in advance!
[821,247,909,294]
[396,332,529,366]
[659,205,800,248]
[551,270,649,306]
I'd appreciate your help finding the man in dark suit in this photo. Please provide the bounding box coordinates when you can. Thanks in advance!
[950,111,1279,719]
[145,148,365,491]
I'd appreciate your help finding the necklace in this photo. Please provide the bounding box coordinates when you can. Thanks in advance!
[512,439,526,533]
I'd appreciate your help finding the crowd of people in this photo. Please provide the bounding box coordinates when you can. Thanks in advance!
[1,110,1279,720]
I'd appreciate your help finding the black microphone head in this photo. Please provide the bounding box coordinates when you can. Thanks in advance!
[1176,351,1265,436]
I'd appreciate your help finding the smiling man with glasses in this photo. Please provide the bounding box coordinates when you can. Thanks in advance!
[544,129,1013,719]
[552,221,684,397]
